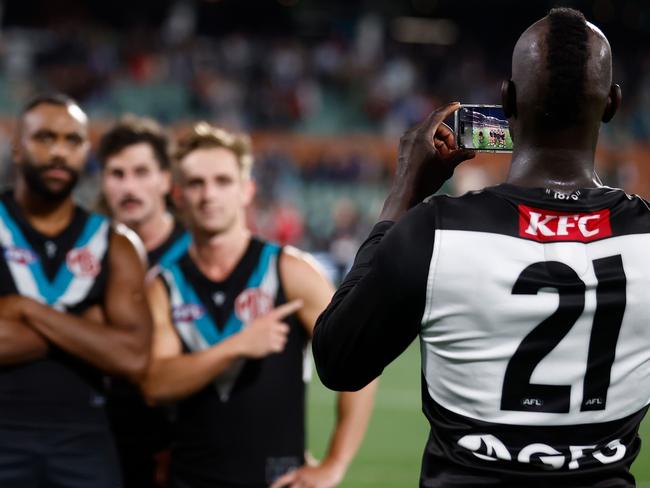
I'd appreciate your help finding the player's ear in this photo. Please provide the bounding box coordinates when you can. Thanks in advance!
[602,83,621,123]
[501,79,517,119]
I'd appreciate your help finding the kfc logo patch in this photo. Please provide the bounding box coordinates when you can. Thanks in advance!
[66,248,101,277]
[518,205,612,242]
[235,288,274,323]
[4,246,37,265]
[172,303,205,322]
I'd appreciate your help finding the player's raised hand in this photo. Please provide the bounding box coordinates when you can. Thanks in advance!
[380,102,476,221]
[235,299,303,359]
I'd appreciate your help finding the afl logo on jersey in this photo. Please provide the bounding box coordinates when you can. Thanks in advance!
[4,246,37,265]
[66,247,101,278]
[235,288,274,323]
[518,205,612,242]
[172,303,205,322]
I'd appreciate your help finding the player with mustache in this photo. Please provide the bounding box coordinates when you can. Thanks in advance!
[99,115,190,268]
[98,115,191,488]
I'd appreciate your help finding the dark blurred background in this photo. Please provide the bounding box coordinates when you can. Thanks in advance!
[0,0,647,280]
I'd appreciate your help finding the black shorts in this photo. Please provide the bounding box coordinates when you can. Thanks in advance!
[107,380,174,488]
[0,424,122,488]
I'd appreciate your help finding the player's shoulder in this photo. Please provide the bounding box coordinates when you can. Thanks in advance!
[626,192,650,211]
[279,243,324,277]
[252,235,281,253]
[426,185,503,215]
[420,185,507,231]
[108,221,147,265]
[274,241,331,291]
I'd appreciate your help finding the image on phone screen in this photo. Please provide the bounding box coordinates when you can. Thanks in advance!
[455,105,513,152]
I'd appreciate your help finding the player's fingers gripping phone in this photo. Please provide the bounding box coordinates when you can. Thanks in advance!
[454,104,513,153]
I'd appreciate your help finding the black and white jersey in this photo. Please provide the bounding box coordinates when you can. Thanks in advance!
[313,183,650,487]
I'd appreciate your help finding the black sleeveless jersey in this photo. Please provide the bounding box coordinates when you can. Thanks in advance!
[0,192,111,428]
[106,220,190,487]
[314,184,650,487]
[147,221,190,268]
[158,237,309,488]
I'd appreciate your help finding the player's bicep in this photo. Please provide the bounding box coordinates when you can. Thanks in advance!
[104,229,151,337]
[280,247,335,336]
[312,204,433,389]
[146,277,182,360]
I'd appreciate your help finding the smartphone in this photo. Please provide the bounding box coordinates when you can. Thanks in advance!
[454,104,513,153]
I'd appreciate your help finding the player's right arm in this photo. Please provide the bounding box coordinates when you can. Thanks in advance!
[0,297,115,366]
[313,103,475,391]
[0,313,48,365]
[141,276,301,404]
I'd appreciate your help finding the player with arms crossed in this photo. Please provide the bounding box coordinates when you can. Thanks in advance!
[313,8,647,487]
[142,123,376,488]
[0,94,152,487]
[98,116,190,487]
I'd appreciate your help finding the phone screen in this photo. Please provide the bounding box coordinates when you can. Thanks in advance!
[455,105,513,152]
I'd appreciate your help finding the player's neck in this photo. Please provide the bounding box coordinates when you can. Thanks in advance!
[190,224,251,282]
[506,144,599,192]
[13,178,76,236]
[130,210,174,253]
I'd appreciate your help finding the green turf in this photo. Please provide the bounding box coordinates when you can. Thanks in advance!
[307,343,650,487]
[471,126,513,151]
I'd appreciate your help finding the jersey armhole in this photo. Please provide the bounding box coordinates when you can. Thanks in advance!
[157,269,192,354]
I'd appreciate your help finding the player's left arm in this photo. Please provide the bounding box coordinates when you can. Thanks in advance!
[270,248,377,488]
[21,225,153,383]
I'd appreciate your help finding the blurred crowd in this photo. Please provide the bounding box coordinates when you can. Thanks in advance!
[0,9,648,139]
[0,6,648,280]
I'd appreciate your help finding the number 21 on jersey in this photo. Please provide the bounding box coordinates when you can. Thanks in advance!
[501,255,626,413]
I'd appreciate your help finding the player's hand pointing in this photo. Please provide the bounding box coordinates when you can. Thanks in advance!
[380,102,476,221]
[235,300,303,358]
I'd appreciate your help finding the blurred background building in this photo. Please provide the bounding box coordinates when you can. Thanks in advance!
[0,0,647,280]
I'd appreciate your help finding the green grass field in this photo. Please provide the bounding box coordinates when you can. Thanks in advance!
[307,343,650,487]
[472,127,513,151]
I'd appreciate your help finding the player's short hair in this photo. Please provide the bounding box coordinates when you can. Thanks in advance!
[175,122,254,179]
[18,93,88,133]
[21,93,82,116]
[97,115,171,170]
[543,7,589,126]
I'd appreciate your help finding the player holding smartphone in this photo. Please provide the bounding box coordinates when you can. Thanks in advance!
[312,8,646,487]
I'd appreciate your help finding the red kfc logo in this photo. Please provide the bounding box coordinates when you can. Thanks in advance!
[235,288,274,323]
[518,205,612,242]
[66,248,101,277]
